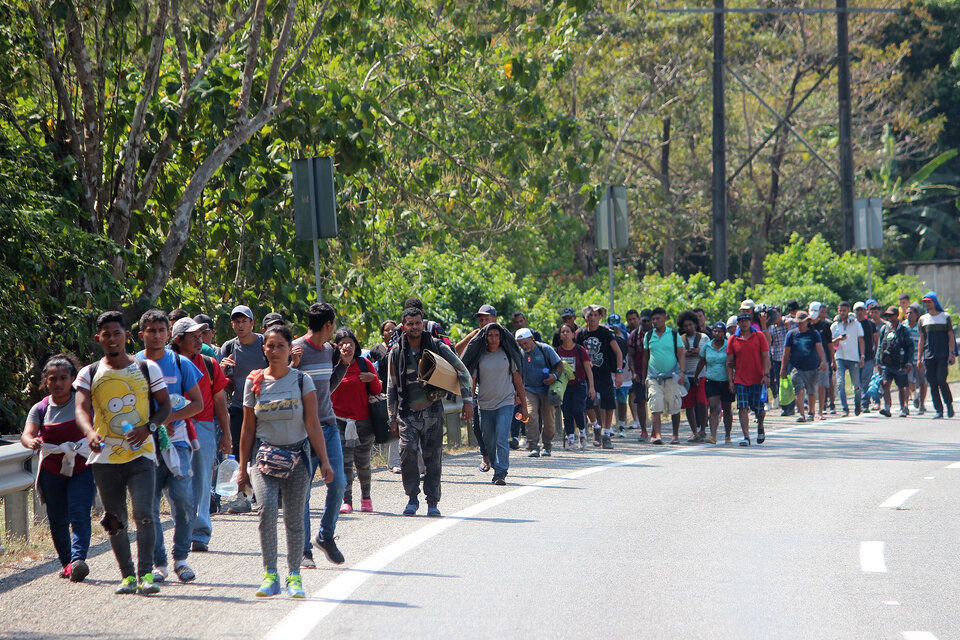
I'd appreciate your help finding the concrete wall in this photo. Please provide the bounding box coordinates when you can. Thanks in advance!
[901,261,960,310]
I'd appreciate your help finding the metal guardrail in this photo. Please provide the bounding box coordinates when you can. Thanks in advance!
[0,441,36,543]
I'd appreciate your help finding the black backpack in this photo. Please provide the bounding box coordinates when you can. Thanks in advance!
[878,324,909,368]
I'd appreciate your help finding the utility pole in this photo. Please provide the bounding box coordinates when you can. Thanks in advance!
[711,0,728,283]
[836,0,856,251]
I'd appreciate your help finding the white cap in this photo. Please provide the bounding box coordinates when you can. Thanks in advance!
[853,301,866,310]
[726,315,738,328]
[739,299,755,311]
[515,328,534,340]
[809,301,822,314]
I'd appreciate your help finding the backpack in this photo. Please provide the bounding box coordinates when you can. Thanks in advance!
[88,359,156,409]
[644,327,681,351]
[878,324,909,368]
[248,368,304,397]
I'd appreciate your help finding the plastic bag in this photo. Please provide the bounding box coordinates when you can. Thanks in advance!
[778,377,794,406]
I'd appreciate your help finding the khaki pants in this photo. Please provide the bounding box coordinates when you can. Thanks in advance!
[525,392,556,450]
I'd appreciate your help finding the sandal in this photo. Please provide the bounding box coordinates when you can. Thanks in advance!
[669,439,680,445]
[651,438,664,445]
[478,460,491,473]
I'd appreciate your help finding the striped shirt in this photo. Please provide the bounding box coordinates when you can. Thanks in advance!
[292,336,347,426]
[918,312,953,360]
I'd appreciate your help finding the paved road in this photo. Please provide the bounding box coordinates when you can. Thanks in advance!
[3,407,960,640]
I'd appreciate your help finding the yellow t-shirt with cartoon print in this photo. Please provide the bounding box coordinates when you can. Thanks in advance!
[74,358,167,464]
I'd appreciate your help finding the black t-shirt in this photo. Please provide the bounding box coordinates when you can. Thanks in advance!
[576,325,617,375]
[811,320,833,362]
[860,319,876,360]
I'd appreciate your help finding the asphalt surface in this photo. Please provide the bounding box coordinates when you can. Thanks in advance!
[3,402,960,640]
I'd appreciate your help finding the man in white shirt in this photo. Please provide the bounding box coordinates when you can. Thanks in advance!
[831,301,865,416]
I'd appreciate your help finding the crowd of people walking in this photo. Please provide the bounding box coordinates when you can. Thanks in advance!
[19,290,957,598]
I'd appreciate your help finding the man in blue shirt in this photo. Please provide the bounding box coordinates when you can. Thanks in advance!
[516,328,563,457]
[136,309,204,583]
[779,311,827,422]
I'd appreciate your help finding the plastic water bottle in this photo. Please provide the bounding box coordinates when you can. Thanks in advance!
[215,455,240,496]
[121,421,140,450]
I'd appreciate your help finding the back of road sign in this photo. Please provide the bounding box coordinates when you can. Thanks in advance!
[293,157,338,241]
[595,186,629,250]
[853,197,882,250]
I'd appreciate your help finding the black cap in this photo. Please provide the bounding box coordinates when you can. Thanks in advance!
[193,314,214,328]
[262,312,284,329]
[475,304,497,317]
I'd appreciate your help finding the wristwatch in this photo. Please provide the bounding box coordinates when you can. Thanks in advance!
[147,422,158,433]
[616,368,623,374]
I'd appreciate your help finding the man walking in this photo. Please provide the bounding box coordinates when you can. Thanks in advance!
[916,291,956,419]
[628,309,653,439]
[831,301,864,416]
[170,318,231,553]
[291,302,349,565]
[876,306,914,417]
[552,307,579,348]
[640,307,685,445]
[906,303,928,414]
[512,311,542,342]
[516,328,563,457]
[726,312,771,446]
[388,307,473,517]
[74,311,171,595]
[136,309,205,584]
[577,304,624,449]
[780,311,827,422]
[219,305,267,513]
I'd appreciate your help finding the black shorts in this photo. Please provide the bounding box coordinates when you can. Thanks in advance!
[704,379,735,404]
[587,369,617,411]
[881,366,909,389]
[630,382,647,403]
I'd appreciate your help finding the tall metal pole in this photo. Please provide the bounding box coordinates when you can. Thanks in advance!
[607,186,615,314]
[712,0,728,282]
[307,158,323,302]
[837,0,856,251]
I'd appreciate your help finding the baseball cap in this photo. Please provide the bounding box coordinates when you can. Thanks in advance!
[560,306,576,318]
[193,313,214,329]
[262,312,284,329]
[795,311,810,322]
[607,313,622,326]
[809,301,822,314]
[884,306,899,317]
[712,321,727,332]
[909,302,922,315]
[475,304,497,317]
[739,299,756,311]
[853,301,866,310]
[515,328,534,340]
[171,317,207,341]
[230,305,254,320]
[865,299,879,309]
[737,312,753,321]
[726,315,738,328]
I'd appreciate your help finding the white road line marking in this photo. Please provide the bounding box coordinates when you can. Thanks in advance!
[262,446,705,640]
[924,476,935,480]
[945,461,960,469]
[860,541,887,572]
[883,601,901,606]
[902,632,938,640]
[259,413,887,640]
[880,489,919,509]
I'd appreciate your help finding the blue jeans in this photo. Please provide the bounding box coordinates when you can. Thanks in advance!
[479,404,513,480]
[836,359,861,412]
[190,419,216,545]
[153,445,195,566]
[303,423,346,553]
[860,359,875,402]
[37,467,95,566]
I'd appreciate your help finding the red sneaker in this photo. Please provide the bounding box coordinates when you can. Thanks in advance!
[360,499,373,513]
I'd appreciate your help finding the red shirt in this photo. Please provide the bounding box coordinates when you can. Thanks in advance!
[556,345,591,383]
[726,330,770,385]
[190,353,228,422]
[332,358,382,421]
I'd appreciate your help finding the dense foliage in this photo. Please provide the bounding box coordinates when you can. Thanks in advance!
[1,0,957,431]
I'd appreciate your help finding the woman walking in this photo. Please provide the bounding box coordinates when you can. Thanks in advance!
[369,321,402,474]
[22,354,96,582]
[236,325,334,598]
[695,323,734,444]
[331,328,381,513]
[555,324,595,449]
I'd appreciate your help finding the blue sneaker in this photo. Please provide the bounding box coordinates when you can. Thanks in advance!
[286,573,305,598]
[402,498,419,516]
[255,570,281,597]
[427,503,441,517]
